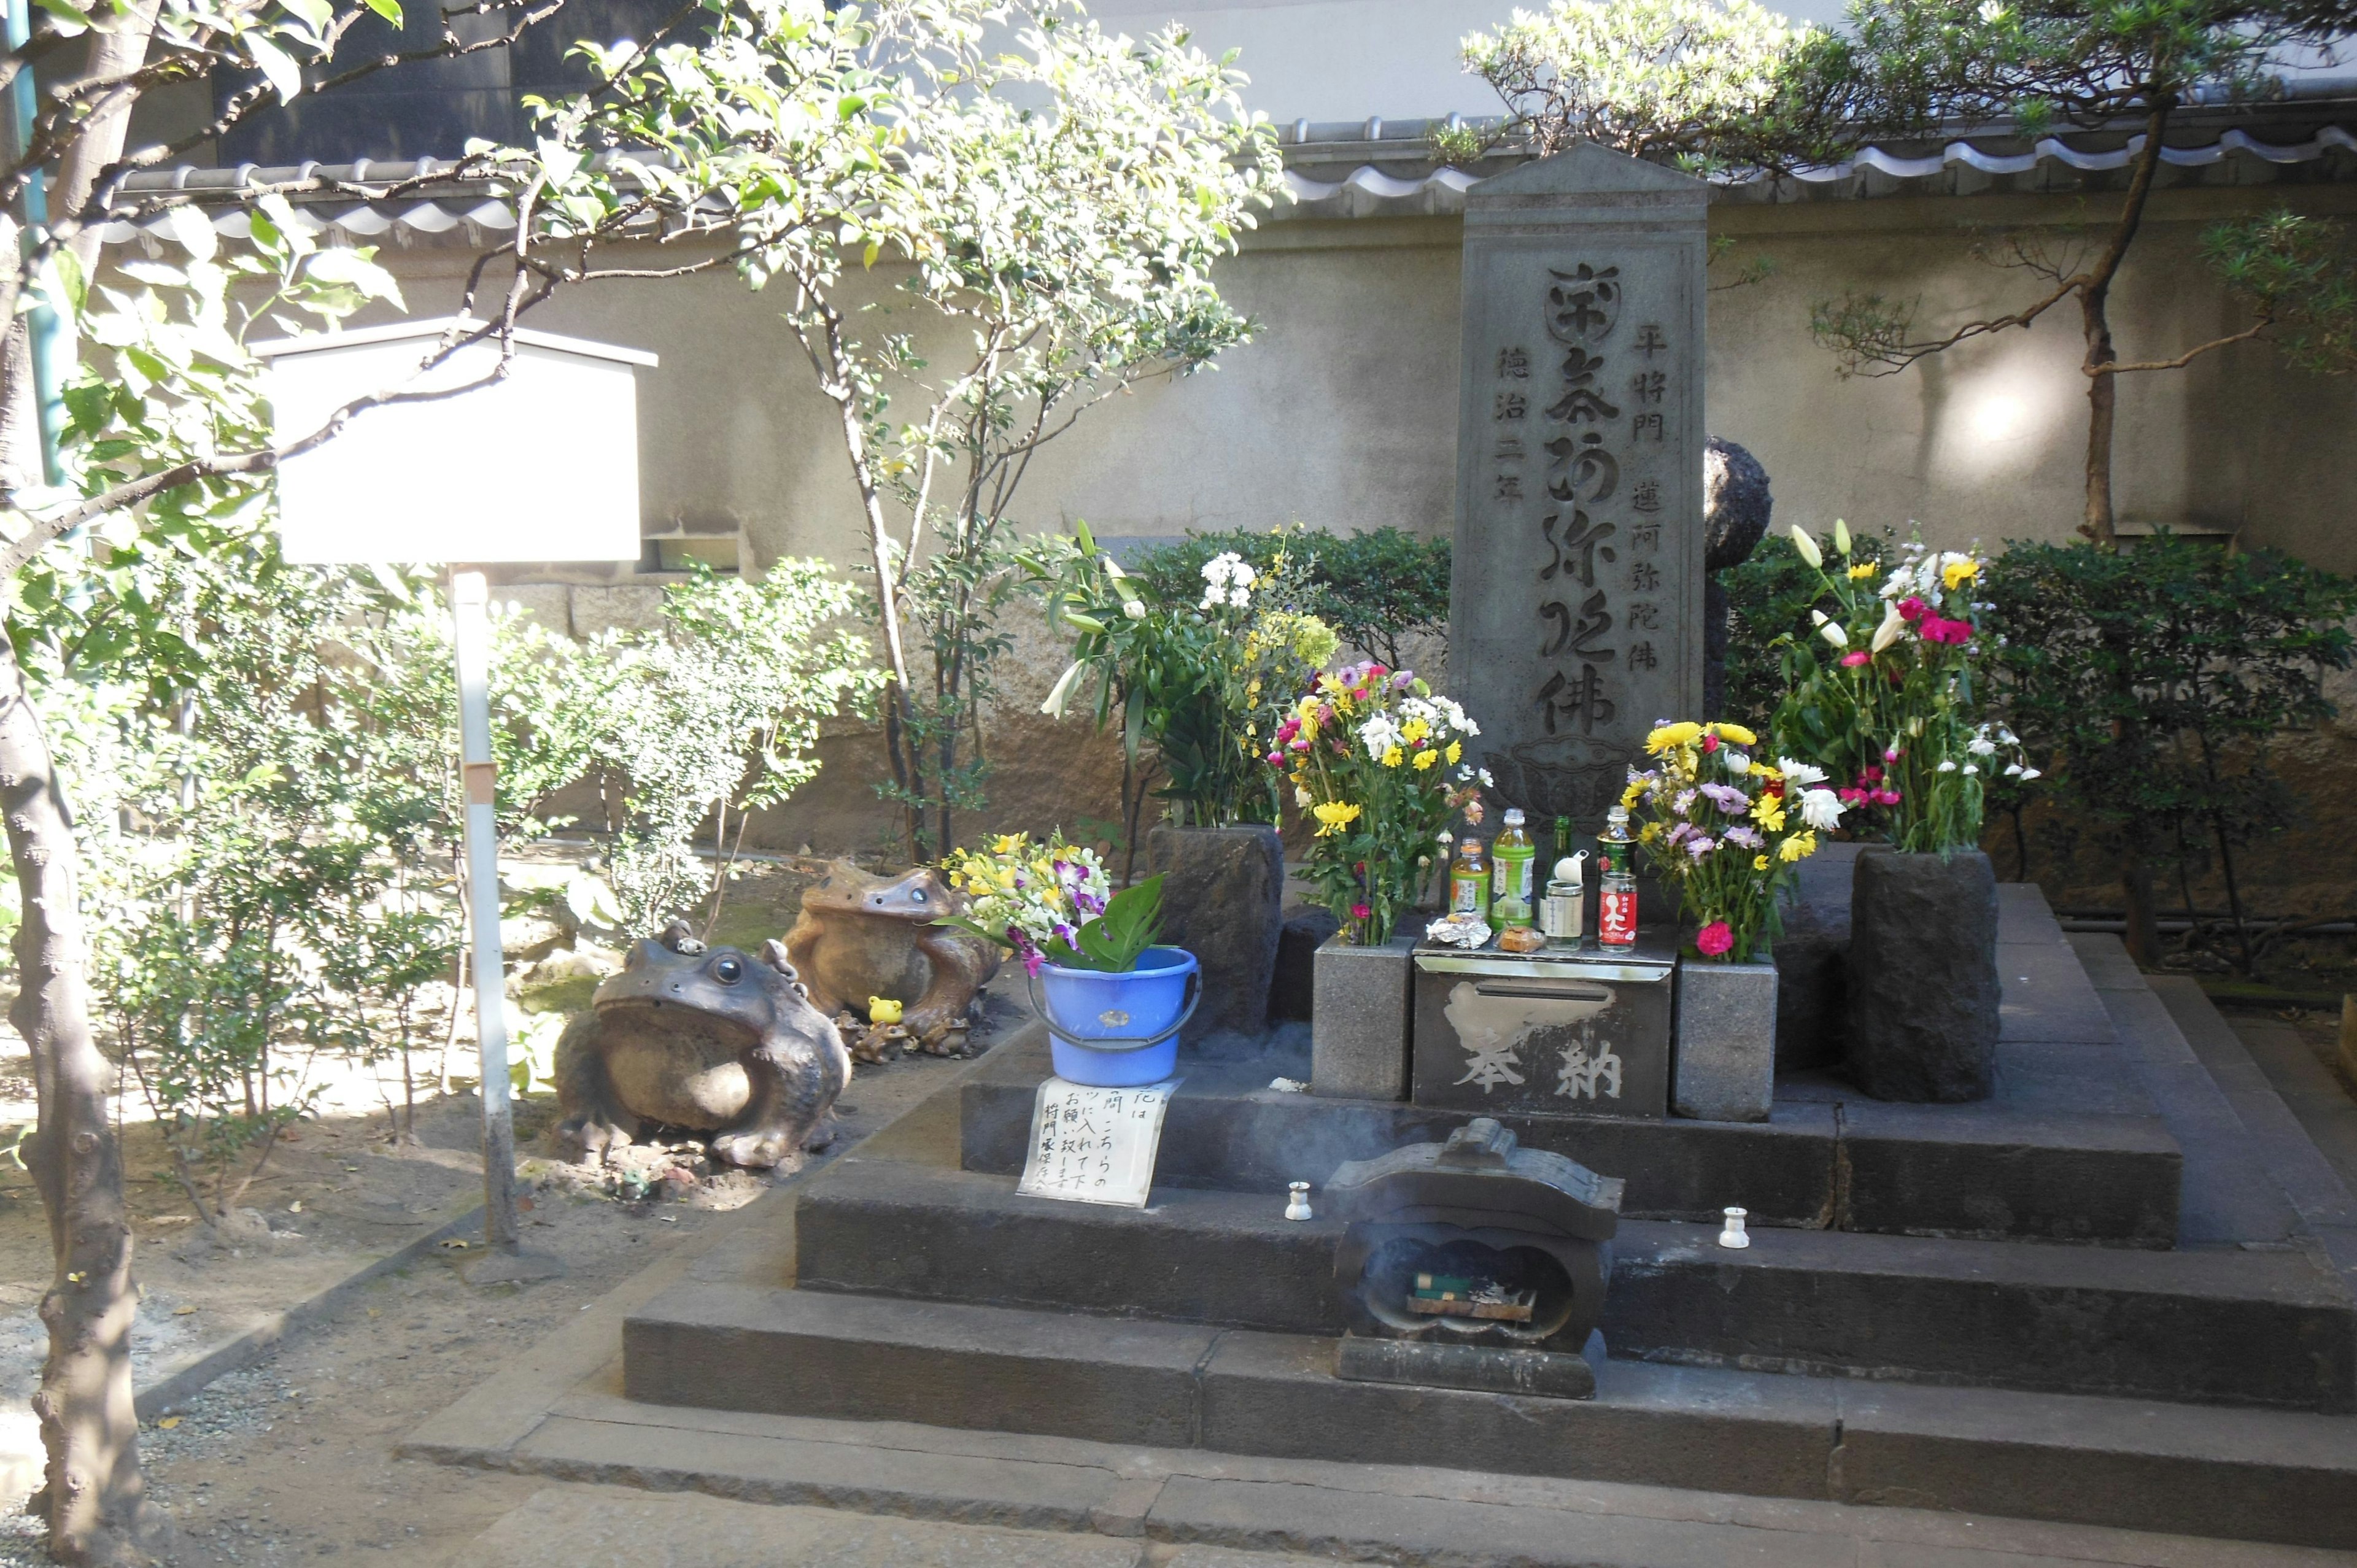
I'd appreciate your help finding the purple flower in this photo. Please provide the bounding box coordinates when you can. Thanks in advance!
[1671,789,1696,817]
[1665,822,1695,850]
[1074,890,1105,917]
[1724,824,1764,850]
[1053,921,1077,946]
[1699,782,1750,814]
[1686,836,1716,859]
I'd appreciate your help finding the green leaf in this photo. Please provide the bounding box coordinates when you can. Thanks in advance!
[159,204,219,263]
[362,0,401,23]
[246,34,304,102]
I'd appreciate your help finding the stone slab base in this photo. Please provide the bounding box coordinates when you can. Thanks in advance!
[608,1282,2357,1552]
[792,1156,2350,1410]
[1335,1332,1601,1400]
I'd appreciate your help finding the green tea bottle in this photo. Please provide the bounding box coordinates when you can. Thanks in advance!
[1448,830,1490,921]
[1491,809,1536,928]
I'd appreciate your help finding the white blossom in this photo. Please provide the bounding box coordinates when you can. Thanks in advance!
[1798,787,1845,830]
[1778,758,1829,787]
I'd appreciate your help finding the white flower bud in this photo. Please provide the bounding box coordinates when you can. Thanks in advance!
[1790,524,1822,568]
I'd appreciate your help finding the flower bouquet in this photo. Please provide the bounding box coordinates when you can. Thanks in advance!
[938,834,1159,975]
[1269,662,1485,944]
[1624,720,1843,962]
[938,835,1193,1087]
[1770,523,2035,853]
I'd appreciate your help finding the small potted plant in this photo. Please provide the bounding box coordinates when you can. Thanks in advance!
[939,834,1197,1087]
[1625,720,1844,1121]
[1770,525,2037,1102]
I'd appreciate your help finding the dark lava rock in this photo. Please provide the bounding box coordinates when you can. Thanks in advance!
[1147,824,1285,1040]
[1845,848,2000,1102]
[1271,904,1342,1022]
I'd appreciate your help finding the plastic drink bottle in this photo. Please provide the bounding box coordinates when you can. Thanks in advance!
[1491,809,1535,927]
[1598,805,1638,949]
[1449,831,1490,921]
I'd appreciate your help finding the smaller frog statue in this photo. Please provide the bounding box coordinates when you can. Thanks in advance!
[553,924,850,1170]
[784,860,1000,1040]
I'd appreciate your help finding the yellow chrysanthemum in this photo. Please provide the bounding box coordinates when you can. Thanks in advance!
[1708,722,1759,747]
[1647,721,1703,754]
[1780,831,1818,862]
[1942,557,1981,590]
[1749,762,1782,780]
[1754,854,1771,871]
[1381,746,1404,768]
[1638,822,1663,844]
[992,835,1021,855]
[1751,797,1787,832]
[1445,741,1462,765]
[1413,749,1440,771]
[1402,718,1431,744]
[1620,779,1645,810]
[1312,801,1363,836]
[1848,562,1879,581]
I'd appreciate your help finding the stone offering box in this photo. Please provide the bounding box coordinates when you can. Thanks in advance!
[1409,936,1675,1119]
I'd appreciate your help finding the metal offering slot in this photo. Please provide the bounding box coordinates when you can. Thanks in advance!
[1473,981,1613,1003]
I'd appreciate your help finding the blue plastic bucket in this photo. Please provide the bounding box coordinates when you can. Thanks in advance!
[1035,946,1200,1087]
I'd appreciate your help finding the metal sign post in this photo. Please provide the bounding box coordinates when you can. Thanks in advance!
[255,316,656,1283]
[451,569,521,1257]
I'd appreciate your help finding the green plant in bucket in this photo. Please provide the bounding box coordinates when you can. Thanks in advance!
[937,834,1167,975]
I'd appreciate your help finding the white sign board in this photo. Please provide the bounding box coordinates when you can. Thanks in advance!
[255,316,656,565]
[1018,1076,1181,1208]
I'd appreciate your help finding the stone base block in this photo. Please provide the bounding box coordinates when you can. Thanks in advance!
[1674,958,1776,1122]
[1310,935,1412,1100]
[1334,1331,1602,1400]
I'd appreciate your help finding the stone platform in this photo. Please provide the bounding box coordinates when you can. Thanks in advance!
[453,895,2357,1551]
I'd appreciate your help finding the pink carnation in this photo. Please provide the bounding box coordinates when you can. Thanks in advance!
[1897,596,1928,623]
[1351,902,1371,921]
[1840,651,1871,667]
[1695,921,1734,957]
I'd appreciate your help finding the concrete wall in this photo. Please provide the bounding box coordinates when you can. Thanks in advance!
[362,171,2357,881]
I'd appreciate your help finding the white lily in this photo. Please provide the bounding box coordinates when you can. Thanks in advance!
[1870,601,1905,654]
[1790,523,1822,568]
[1041,660,1085,718]
[1812,610,1848,648]
[1832,518,1851,554]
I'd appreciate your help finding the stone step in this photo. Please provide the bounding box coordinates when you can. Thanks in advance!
[618,1281,2357,1552]
[958,1028,2184,1246]
[792,1156,2356,1412]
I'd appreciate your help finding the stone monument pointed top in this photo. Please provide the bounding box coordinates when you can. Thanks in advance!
[1469,143,1710,204]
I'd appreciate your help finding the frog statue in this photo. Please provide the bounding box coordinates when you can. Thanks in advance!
[783,860,1002,1039]
[553,925,851,1170]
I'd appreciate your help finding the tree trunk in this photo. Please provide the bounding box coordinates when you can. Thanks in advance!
[2119,839,2161,968]
[2072,98,2172,547]
[0,636,164,1566]
[2078,290,2119,547]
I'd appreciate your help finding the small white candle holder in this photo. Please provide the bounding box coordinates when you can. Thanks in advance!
[1284,1181,1314,1222]
[1718,1206,1750,1249]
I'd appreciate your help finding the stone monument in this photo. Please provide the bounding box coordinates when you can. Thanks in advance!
[1450,146,1709,835]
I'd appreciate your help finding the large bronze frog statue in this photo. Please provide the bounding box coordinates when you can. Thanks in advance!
[553,925,850,1170]
[784,860,1000,1038]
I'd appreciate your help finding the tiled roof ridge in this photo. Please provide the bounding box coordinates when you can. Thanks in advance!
[88,107,2357,247]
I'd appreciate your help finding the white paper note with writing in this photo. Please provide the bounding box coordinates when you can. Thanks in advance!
[1017,1076,1182,1208]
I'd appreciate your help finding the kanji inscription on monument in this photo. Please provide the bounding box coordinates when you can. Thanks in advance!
[1449,146,1707,836]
